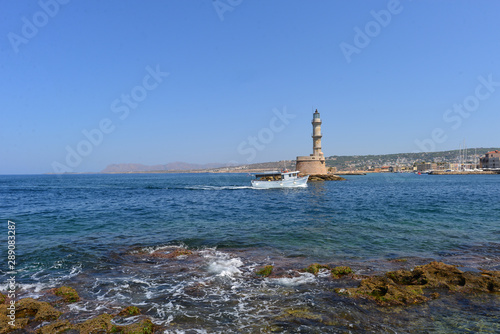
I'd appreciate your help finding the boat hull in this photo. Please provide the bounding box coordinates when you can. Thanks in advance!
[251,175,309,189]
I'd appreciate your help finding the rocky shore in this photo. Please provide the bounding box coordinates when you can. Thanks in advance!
[0,287,158,334]
[2,246,499,333]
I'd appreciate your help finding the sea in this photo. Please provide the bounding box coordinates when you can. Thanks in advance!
[1,173,499,333]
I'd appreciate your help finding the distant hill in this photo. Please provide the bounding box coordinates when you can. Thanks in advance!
[101,162,238,173]
[101,147,498,173]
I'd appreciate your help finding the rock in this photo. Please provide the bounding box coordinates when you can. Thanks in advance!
[331,266,353,279]
[54,286,80,303]
[75,313,114,334]
[151,248,193,258]
[275,307,337,327]
[255,265,274,277]
[35,320,73,334]
[118,305,141,317]
[338,276,428,306]
[338,261,500,306]
[0,304,29,334]
[0,293,5,304]
[16,298,61,322]
[120,318,156,334]
[307,174,346,182]
[304,263,329,275]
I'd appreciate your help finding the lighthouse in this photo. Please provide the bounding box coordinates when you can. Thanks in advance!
[312,110,323,157]
[296,109,327,175]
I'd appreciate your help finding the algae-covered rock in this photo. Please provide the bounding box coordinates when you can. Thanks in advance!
[16,298,61,321]
[54,286,80,303]
[119,305,141,317]
[279,308,323,322]
[35,320,73,334]
[0,293,5,304]
[338,261,500,306]
[386,262,500,293]
[331,266,353,278]
[338,276,428,306]
[275,307,337,327]
[75,313,158,334]
[0,304,30,334]
[304,263,329,275]
[256,265,273,277]
[120,318,156,334]
[152,248,193,258]
[75,313,114,334]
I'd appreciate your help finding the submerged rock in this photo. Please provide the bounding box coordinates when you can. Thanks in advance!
[337,261,500,306]
[151,248,194,259]
[35,320,73,334]
[275,307,338,328]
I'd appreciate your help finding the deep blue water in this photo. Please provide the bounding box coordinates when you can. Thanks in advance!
[1,173,499,332]
[2,173,499,273]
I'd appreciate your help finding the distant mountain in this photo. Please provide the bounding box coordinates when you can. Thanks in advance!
[101,162,238,173]
[102,147,499,173]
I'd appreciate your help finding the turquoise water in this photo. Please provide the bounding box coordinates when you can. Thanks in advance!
[1,173,499,332]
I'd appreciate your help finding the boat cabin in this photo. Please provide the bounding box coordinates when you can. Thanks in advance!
[254,171,300,181]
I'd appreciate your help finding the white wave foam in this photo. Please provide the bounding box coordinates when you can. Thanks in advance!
[141,244,186,254]
[185,185,253,191]
[266,272,316,287]
[207,257,243,279]
[68,303,89,312]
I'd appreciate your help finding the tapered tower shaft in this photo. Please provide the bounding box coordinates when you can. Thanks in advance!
[312,110,323,157]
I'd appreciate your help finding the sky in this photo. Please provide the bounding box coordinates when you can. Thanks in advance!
[1,0,500,174]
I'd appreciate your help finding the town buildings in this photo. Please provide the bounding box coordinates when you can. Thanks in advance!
[480,150,500,170]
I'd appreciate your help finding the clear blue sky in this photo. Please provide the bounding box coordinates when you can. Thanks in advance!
[1,0,499,174]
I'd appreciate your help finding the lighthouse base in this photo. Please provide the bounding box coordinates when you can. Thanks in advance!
[296,156,327,175]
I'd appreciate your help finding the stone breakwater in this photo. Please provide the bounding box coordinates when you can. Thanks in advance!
[429,170,500,175]
[307,174,346,181]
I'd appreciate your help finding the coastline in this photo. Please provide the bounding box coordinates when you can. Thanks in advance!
[3,244,499,333]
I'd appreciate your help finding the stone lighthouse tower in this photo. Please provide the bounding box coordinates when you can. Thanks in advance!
[296,109,327,175]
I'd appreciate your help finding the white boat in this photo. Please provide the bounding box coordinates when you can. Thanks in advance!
[251,170,309,189]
